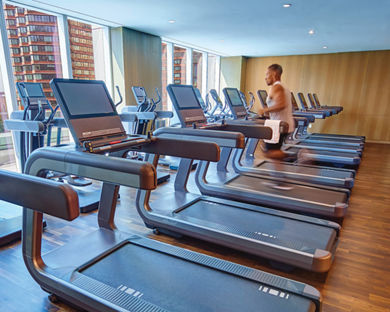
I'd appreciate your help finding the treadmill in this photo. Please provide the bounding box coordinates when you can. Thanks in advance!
[259,90,363,151]
[167,84,350,219]
[307,93,341,114]
[14,78,322,311]
[258,90,362,167]
[223,87,356,189]
[296,93,363,147]
[291,92,364,142]
[297,92,334,116]
[312,93,343,113]
[8,156,320,312]
[46,78,340,275]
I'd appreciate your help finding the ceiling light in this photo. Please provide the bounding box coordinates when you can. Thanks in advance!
[283,4,292,8]
[168,20,176,24]
[308,29,315,35]
[323,46,328,49]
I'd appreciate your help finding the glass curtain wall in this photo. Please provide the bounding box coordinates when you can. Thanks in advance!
[192,50,202,91]
[161,42,168,110]
[173,45,186,84]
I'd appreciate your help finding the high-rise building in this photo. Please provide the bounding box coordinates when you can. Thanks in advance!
[68,19,95,80]
[3,4,95,106]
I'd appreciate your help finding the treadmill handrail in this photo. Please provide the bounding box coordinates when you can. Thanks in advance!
[25,146,157,190]
[153,127,245,148]
[138,136,220,162]
[4,119,45,133]
[0,169,79,221]
[223,122,273,139]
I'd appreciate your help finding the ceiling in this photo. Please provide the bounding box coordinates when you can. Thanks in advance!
[12,0,390,57]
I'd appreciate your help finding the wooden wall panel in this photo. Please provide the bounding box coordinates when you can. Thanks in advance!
[111,27,161,107]
[244,50,390,142]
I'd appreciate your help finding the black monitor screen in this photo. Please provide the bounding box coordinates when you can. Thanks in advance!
[226,89,243,107]
[291,93,299,109]
[133,87,146,97]
[259,90,267,106]
[18,82,45,98]
[55,81,115,116]
[194,88,205,106]
[171,85,201,109]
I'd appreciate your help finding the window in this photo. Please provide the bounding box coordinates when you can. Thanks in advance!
[192,51,202,90]
[5,9,15,17]
[161,42,168,110]
[173,45,186,84]
[26,15,56,23]
[207,54,218,93]
[0,65,17,170]
[11,48,20,54]
[30,45,55,52]
[6,19,16,26]
[12,57,21,63]
[4,4,63,107]
[7,29,17,36]
[32,54,55,62]
[67,18,109,83]
[18,27,27,34]
[28,25,55,33]
[16,17,25,24]
[9,38,19,45]
[0,3,113,169]
[162,42,221,110]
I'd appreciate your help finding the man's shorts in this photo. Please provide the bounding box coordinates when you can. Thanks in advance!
[264,133,288,151]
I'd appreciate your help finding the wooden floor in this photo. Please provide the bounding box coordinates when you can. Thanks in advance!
[1,142,390,312]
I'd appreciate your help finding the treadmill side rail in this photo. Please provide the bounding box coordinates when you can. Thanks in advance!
[25,146,157,190]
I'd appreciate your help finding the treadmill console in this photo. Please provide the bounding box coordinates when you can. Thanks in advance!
[223,87,247,119]
[167,84,207,128]
[131,86,147,106]
[16,82,51,109]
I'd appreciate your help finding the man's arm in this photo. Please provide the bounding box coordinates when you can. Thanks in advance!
[258,84,287,115]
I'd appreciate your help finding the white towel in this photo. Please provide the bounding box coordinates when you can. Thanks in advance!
[264,119,281,144]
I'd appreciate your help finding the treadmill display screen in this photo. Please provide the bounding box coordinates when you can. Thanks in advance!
[291,93,299,109]
[55,81,115,117]
[194,88,206,106]
[23,83,45,98]
[259,90,267,106]
[226,89,243,106]
[170,85,201,110]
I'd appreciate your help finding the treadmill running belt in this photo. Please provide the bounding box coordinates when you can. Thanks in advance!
[294,142,359,151]
[227,175,347,206]
[176,199,336,250]
[257,162,354,180]
[286,147,359,158]
[304,137,362,144]
[81,243,315,312]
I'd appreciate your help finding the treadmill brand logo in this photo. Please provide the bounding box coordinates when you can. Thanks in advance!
[254,231,277,239]
[117,284,144,298]
[258,285,289,300]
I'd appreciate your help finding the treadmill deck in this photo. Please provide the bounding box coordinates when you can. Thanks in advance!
[80,241,316,312]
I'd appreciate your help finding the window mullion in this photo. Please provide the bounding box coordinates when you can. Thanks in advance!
[57,14,72,78]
